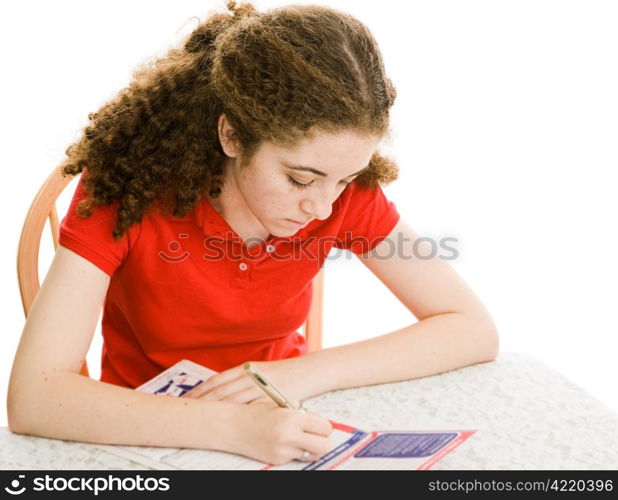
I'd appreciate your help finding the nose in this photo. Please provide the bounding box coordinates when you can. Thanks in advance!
[300,187,334,221]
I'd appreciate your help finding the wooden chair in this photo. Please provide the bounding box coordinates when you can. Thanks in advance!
[17,167,324,378]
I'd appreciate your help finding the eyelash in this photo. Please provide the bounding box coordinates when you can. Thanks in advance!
[287,176,352,190]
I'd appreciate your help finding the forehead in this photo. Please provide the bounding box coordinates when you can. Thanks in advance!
[260,130,381,175]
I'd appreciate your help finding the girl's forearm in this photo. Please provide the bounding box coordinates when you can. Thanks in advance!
[297,312,499,396]
[8,370,241,451]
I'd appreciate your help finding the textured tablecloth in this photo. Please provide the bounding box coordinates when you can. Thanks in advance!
[2,352,617,470]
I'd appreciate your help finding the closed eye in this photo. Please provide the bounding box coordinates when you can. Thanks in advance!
[287,176,353,190]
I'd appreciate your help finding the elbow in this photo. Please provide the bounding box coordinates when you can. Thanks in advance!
[7,413,27,436]
[7,383,29,435]
[482,327,500,362]
[7,393,27,435]
[7,378,38,436]
[464,312,500,363]
[477,316,500,362]
[7,398,43,437]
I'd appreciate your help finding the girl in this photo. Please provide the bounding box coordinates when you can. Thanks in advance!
[8,1,498,466]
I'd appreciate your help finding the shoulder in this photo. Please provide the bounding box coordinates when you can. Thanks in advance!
[337,180,395,216]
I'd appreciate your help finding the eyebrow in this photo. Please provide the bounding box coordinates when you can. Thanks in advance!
[282,161,369,179]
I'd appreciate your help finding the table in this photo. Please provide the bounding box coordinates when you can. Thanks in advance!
[2,352,617,469]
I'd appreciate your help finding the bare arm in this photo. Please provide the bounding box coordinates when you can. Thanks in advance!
[7,246,332,463]
[290,218,500,396]
[8,245,239,449]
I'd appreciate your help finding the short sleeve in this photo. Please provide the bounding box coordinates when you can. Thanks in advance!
[58,178,134,276]
[333,182,400,255]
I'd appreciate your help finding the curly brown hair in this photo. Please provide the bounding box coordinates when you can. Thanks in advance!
[60,0,399,240]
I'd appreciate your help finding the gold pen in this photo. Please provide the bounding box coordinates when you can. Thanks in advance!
[244,362,304,411]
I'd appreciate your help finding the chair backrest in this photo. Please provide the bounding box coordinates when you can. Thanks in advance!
[17,167,324,379]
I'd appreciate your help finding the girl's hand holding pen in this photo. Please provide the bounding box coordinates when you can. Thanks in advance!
[185,360,333,465]
[184,361,333,464]
[225,401,333,465]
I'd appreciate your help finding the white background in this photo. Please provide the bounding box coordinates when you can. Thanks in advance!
[1,0,617,430]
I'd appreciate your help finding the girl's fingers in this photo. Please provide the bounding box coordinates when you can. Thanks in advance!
[300,412,334,437]
[185,362,270,398]
[187,366,246,397]
[249,395,278,406]
[196,375,250,400]
[219,386,263,404]
[293,431,332,461]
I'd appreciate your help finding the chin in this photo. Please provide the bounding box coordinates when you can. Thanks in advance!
[270,222,301,238]
[271,228,297,238]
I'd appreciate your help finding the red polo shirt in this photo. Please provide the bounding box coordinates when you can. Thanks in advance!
[58,173,400,388]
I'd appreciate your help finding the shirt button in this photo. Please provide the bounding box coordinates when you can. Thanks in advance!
[266,244,275,253]
[239,262,248,271]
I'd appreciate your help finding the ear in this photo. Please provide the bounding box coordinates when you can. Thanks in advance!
[218,113,239,158]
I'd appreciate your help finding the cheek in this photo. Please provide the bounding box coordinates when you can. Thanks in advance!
[265,191,298,216]
[247,178,298,216]
[265,176,301,208]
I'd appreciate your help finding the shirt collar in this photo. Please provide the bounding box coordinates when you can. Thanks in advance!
[196,195,313,243]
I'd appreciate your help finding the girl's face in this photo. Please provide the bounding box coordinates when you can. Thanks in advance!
[220,122,381,239]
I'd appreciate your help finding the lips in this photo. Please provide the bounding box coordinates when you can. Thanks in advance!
[287,218,312,226]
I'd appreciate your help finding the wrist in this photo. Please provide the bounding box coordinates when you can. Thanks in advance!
[197,399,245,453]
[276,351,330,400]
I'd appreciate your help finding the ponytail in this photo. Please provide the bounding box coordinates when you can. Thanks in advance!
[184,0,258,54]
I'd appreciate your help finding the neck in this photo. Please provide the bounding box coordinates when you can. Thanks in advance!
[207,163,271,245]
